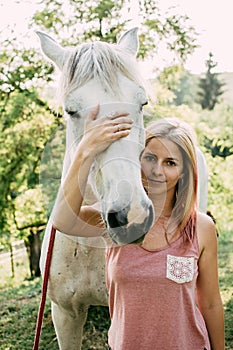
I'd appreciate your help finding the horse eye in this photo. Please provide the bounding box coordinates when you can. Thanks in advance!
[65,110,80,118]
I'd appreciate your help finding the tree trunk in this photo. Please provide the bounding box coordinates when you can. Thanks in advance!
[25,227,43,278]
[9,242,15,278]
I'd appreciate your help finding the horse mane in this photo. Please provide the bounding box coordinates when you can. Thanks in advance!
[57,40,146,101]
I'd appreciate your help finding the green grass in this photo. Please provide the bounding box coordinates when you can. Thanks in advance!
[0,252,110,349]
[218,231,233,349]
[0,232,232,349]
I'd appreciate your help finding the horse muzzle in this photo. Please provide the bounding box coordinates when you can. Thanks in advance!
[105,202,154,245]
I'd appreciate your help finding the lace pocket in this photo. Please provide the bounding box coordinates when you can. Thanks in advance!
[166,254,194,284]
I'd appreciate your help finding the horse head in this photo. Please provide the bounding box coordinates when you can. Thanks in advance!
[37,28,154,245]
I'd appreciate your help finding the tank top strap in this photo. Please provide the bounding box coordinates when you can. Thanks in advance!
[176,231,200,258]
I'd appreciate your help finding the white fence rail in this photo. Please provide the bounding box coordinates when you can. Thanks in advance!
[0,240,27,264]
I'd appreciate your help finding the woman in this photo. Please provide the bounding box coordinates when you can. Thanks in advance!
[52,106,225,350]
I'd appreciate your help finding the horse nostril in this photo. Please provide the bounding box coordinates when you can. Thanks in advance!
[107,210,128,228]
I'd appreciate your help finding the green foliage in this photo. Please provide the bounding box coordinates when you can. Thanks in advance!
[171,69,199,107]
[32,0,197,61]
[157,65,185,91]
[0,42,54,98]
[39,123,66,216]
[145,8,198,61]
[14,187,47,230]
[155,64,202,109]
[194,105,233,232]
[145,94,199,127]
[207,154,233,233]
[0,37,58,247]
[33,0,126,43]
[198,105,233,158]
[137,1,198,60]
[197,52,225,110]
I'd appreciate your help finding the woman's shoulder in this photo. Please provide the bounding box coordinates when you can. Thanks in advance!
[196,211,218,253]
[197,211,216,229]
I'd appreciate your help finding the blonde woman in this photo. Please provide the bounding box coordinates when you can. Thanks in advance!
[52,109,225,350]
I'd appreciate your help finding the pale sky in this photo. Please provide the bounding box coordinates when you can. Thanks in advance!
[0,0,232,74]
[158,0,233,73]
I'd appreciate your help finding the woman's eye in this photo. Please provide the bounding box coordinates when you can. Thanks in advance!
[145,155,155,162]
[167,160,176,166]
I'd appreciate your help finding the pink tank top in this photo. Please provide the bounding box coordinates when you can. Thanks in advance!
[106,233,210,350]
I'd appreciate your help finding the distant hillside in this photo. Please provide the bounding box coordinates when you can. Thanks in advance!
[219,72,233,105]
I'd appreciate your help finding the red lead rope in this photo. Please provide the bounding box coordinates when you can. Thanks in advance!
[33,225,56,350]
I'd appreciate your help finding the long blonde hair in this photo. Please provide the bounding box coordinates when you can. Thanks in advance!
[145,117,198,243]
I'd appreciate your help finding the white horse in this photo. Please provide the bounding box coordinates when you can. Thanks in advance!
[37,28,209,350]
[37,28,154,350]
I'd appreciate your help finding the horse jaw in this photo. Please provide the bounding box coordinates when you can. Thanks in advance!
[36,27,139,70]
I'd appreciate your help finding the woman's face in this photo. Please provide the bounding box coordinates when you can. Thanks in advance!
[141,137,184,197]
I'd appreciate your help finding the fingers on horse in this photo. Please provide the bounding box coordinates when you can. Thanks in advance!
[111,116,133,132]
[107,112,130,120]
[114,123,132,132]
[102,115,132,128]
[109,124,131,139]
[113,116,133,125]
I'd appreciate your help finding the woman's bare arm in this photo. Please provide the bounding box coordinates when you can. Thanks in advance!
[196,212,225,350]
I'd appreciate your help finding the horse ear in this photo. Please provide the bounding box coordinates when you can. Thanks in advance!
[36,31,67,70]
[117,27,139,56]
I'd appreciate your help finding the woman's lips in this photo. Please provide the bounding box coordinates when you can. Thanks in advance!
[148,179,166,184]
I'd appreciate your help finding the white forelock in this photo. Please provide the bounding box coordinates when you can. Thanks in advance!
[57,41,146,103]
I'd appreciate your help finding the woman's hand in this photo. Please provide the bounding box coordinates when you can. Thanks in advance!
[79,105,133,157]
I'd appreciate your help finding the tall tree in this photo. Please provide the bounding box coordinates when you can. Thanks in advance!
[197,52,225,110]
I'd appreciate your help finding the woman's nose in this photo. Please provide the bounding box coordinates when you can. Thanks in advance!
[151,161,164,175]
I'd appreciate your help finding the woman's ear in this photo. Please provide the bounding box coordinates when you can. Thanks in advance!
[141,170,148,194]
[177,175,184,189]
[179,173,184,180]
